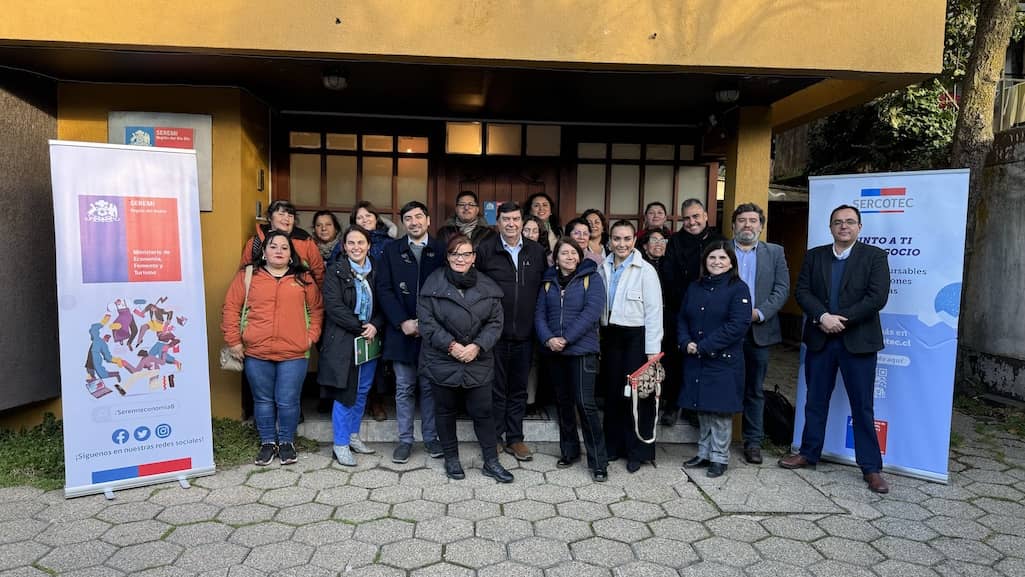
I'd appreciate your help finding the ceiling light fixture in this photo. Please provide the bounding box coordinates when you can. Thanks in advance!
[322,67,348,91]
[714,88,740,104]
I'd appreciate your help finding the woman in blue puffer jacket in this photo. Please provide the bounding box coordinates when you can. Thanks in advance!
[535,237,609,482]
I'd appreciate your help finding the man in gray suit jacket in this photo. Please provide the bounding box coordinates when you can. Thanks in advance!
[732,204,790,464]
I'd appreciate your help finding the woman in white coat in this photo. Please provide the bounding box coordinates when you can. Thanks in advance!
[600,220,664,473]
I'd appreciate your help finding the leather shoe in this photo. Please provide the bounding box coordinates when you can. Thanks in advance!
[482,459,514,483]
[592,468,608,482]
[626,460,641,473]
[864,472,890,494]
[444,459,465,480]
[505,441,533,462]
[743,446,763,465]
[706,462,728,478]
[778,453,816,470]
[556,456,580,469]
[683,456,710,468]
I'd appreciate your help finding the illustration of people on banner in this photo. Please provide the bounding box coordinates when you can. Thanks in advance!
[84,296,189,399]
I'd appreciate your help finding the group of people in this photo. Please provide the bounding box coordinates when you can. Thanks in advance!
[221,191,893,494]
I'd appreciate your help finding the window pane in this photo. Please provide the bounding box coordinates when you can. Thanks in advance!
[487,123,522,155]
[679,144,696,161]
[289,154,320,206]
[610,164,640,215]
[362,157,393,208]
[326,155,357,207]
[526,125,561,156]
[677,165,708,213]
[643,165,673,215]
[326,133,357,150]
[611,143,641,160]
[398,136,428,154]
[576,164,606,213]
[363,135,393,152]
[647,144,674,160]
[290,131,320,149]
[446,122,482,154]
[397,158,428,208]
[577,142,606,159]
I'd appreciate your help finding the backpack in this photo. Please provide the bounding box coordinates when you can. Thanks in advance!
[543,274,589,294]
[763,385,796,445]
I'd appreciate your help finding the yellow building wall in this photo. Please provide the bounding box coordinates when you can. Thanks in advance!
[51,83,265,421]
[2,1,945,76]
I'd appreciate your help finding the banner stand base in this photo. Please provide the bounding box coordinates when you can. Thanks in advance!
[792,446,950,484]
[65,466,216,499]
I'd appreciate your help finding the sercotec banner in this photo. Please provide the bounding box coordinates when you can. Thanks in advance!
[795,169,969,483]
[50,140,215,497]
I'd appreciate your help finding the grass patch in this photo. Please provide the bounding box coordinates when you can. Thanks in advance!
[0,415,322,490]
[0,413,65,491]
[211,417,319,468]
[954,392,1025,440]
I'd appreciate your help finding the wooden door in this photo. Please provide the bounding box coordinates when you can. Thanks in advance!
[437,157,561,225]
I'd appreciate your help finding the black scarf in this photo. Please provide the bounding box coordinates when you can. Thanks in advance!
[557,269,575,289]
[445,267,478,290]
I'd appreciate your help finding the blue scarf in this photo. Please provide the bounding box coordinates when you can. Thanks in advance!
[350,258,373,322]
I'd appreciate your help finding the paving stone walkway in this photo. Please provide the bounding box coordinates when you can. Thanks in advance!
[2,403,1025,577]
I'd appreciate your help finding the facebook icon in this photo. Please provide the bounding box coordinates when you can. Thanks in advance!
[112,429,130,445]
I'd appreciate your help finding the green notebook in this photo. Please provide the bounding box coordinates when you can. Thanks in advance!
[354,335,382,365]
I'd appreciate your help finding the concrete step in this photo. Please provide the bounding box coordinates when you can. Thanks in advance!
[297,399,699,444]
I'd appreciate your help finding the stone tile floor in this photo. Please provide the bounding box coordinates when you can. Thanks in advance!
[4,344,1024,576]
[2,410,1025,577]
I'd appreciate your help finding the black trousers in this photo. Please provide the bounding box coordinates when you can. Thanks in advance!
[492,339,533,444]
[432,383,499,462]
[553,353,608,471]
[601,325,657,463]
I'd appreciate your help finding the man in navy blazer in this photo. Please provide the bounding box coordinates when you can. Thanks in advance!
[780,204,891,494]
[731,204,790,465]
[376,201,446,464]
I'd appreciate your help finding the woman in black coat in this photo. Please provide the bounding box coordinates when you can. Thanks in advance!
[677,241,752,478]
[317,226,386,467]
[417,234,514,483]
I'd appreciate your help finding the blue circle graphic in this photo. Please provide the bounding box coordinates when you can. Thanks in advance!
[133,426,151,442]
[154,423,172,439]
[112,429,130,445]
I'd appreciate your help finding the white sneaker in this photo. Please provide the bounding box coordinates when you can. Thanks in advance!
[349,434,376,454]
[333,445,357,466]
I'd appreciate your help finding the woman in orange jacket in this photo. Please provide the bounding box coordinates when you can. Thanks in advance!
[223,230,324,466]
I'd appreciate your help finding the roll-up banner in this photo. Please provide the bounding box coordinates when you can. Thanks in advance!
[796,169,969,483]
[50,140,215,498]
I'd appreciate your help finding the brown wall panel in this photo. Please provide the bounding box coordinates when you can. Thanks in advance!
[0,69,59,412]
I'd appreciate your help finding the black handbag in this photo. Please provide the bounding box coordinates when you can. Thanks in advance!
[763,385,796,445]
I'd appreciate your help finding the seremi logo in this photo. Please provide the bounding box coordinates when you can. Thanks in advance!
[853,187,913,214]
[85,199,121,223]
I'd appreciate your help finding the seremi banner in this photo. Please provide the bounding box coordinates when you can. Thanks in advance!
[49,140,215,497]
[796,169,969,483]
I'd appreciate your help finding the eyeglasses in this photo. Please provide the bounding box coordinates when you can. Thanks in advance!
[456,202,478,209]
[831,219,859,227]
[448,251,475,260]
[648,238,668,245]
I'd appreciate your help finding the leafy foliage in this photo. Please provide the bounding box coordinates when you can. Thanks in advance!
[807,1,1025,176]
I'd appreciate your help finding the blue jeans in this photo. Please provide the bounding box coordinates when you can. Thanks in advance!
[800,338,883,474]
[244,357,308,445]
[332,359,378,445]
[742,333,771,448]
[393,361,437,444]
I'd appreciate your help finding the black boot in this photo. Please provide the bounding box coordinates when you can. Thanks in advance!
[482,459,514,483]
[444,458,465,480]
